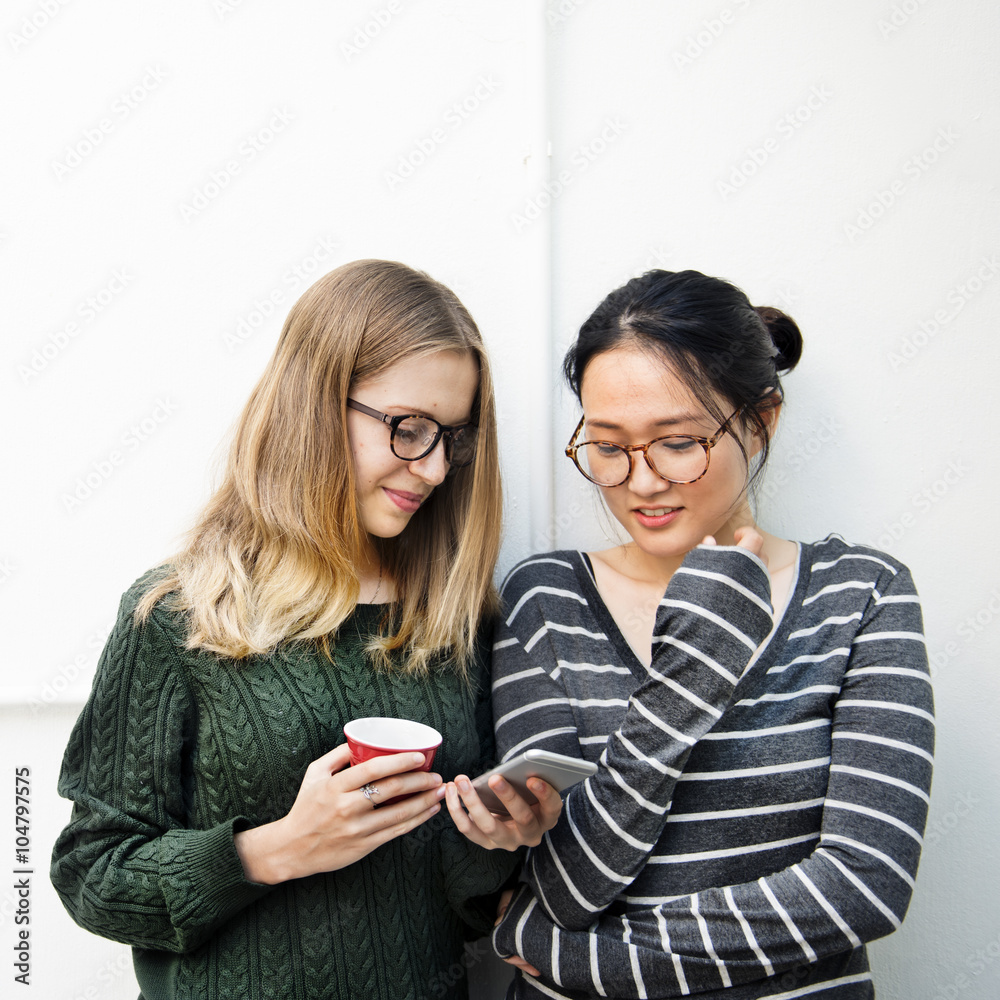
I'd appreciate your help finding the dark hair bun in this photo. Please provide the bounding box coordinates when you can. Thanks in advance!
[755,306,803,373]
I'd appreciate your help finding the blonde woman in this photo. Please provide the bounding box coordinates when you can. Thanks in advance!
[50,260,561,1000]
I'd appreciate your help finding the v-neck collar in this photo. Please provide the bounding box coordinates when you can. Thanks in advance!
[572,550,648,683]
[570,544,812,691]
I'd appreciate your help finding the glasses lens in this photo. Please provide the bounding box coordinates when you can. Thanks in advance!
[447,424,478,467]
[646,437,708,483]
[576,443,630,485]
[392,417,439,460]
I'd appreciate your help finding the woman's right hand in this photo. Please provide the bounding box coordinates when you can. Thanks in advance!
[234,743,446,884]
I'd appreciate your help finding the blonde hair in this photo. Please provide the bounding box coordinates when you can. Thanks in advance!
[138,259,502,674]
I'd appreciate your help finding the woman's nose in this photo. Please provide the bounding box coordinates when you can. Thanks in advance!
[408,437,450,486]
[626,453,672,496]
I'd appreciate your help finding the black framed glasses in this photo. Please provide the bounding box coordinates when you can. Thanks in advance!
[347,398,478,468]
[565,408,743,487]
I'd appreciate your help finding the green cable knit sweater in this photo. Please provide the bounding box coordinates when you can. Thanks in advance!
[50,570,520,999]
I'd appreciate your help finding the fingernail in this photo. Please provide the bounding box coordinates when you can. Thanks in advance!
[429,803,440,815]
[435,785,447,799]
[430,773,442,785]
[457,777,471,793]
[411,753,426,765]
[494,777,509,792]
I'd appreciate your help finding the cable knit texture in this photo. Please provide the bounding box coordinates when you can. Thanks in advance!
[50,569,519,1000]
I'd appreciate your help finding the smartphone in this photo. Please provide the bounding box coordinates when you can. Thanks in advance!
[471,749,598,817]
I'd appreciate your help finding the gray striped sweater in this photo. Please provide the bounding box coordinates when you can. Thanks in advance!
[490,536,933,999]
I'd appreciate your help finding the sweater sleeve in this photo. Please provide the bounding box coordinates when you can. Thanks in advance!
[49,590,274,953]
[492,545,774,933]
[439,626,524,936]
[495,561,934,997]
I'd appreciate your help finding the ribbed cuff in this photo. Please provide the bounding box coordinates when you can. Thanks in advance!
[159,818,276,947]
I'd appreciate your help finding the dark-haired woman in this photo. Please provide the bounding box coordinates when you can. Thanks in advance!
[490,270,933,998]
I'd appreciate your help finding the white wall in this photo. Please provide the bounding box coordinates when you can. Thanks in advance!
[2,2,997,998]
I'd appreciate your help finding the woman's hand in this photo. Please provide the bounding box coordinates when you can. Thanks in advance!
[445,774,562,851]
[495,889,541,977]
[702,524,768,566]
[234,743,446,884]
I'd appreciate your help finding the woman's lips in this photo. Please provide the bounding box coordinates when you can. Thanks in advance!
[632,506,681,528]
[384,488,425,513]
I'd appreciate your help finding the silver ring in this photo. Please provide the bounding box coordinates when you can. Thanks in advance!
[361,782,380,803]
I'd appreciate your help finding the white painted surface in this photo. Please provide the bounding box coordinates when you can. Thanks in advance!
[3,2,996,998]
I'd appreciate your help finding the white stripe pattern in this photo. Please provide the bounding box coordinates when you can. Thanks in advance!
[489,541,931,999]
[760,877,818,962]
[650,634,739,684]
[768,649,850,673]
[735,685,840,707]
[675,565,773,613]
[659,598,759,649]
[724,885,774,975]
[507,586,587,626]
[832,731,934,764]
[501,728,577,761]
[701,718,830,741]
[803,581,875,606]
[829,763,930,804]
[813,553,897,575]
[667,797,825,823]
[836,699,935,725]
[789,615,862,639]
[524,622,608,653]
[647,832,820,864]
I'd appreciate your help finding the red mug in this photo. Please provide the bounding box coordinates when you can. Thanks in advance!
[343,718,443,804]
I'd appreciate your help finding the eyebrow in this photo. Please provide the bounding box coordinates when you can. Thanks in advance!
[585,413,705,431]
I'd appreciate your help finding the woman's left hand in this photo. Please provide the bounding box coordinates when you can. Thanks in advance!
[445,774,562,850]
[494,889,541,977]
